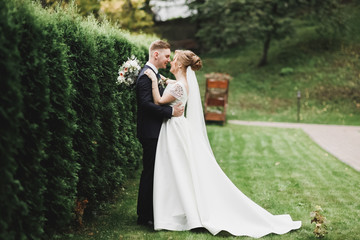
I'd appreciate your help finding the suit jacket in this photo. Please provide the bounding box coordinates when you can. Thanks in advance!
[136,65,172,140]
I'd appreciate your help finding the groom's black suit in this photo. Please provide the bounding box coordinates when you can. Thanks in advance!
[136,64,172,223]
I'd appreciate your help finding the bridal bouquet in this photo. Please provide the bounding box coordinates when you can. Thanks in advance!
[116,56,141,86]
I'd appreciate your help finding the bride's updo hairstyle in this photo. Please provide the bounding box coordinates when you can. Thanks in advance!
[175,50,202,71]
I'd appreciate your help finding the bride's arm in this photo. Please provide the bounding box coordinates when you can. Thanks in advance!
[145,70,176,105]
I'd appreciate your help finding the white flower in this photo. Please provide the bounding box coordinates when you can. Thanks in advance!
[116,56,142,87]
[116,76,124,85]
[131,60,137,67]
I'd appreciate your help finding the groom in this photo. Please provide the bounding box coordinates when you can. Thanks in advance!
[136,40,184,226]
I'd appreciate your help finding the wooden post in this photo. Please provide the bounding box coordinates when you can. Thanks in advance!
[297,91,301,122]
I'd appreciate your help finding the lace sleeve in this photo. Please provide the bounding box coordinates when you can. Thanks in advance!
[168,83,184,100]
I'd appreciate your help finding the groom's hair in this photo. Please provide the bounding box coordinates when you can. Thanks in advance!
[149,40,170,57]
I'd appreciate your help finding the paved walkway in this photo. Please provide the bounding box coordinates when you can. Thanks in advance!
[228,120,360,171]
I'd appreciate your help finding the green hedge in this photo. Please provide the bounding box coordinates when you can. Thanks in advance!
[0,1,150,238]
[0,0,24,239]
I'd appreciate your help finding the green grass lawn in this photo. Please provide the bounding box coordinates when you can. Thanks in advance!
[59,124,360,240]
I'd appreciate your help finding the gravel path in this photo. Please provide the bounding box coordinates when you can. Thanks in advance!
[228,120,360,171]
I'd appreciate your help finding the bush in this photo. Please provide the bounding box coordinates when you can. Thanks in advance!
[38,7,79,234]
[0,0,25,239]
[0,0,151,238]
[14,1,50,238]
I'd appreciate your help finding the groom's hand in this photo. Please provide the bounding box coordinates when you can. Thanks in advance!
[172,103,184,117]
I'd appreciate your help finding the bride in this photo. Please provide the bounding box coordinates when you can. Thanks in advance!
[144,50,301,238]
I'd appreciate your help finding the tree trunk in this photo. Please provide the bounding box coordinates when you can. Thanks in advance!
[258,33,271,67]
[40,0,46,8]
[258,2,277,67]
[143,0,152,14]
[126,0,134,9]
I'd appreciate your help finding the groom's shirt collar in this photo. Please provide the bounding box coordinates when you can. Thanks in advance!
[145,62,158,74]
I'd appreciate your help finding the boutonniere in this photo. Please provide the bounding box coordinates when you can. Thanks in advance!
[158,77,167,88]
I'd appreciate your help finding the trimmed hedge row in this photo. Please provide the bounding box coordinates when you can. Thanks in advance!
[0,1,149,239]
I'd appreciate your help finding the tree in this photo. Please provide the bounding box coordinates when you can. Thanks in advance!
[99,0,154,32]
[76,0,101,17]
[188,0,343,66]
[38,0,155,32]
[39,0,71,8]
[38,0,101,17]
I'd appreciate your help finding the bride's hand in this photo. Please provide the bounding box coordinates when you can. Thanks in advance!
[160,75,175,85]
[144,69,157,82]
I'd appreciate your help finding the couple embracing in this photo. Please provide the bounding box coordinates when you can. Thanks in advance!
[135,40,301,238]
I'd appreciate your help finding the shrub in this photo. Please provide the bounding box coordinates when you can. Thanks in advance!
[37,7,79,234]
[1,0,151,238]
[0,0,25,239]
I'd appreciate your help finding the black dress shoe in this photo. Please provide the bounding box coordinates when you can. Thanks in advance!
[137,218,154,227]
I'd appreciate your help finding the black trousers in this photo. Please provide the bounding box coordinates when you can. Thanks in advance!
[137,138,158,222]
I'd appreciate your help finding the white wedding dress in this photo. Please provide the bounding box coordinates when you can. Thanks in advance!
[153,67,301,238]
